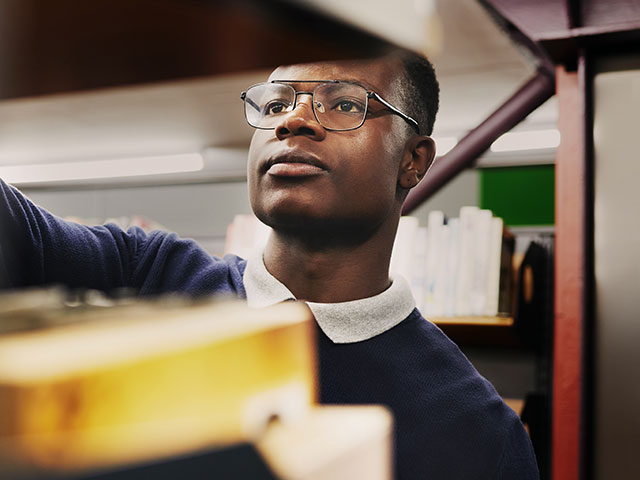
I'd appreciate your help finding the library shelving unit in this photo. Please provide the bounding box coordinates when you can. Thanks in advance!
[480,4,640,480]
[405,2,640,479]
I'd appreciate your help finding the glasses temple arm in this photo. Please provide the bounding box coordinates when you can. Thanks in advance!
[241,93,262,113]
[370,92,420,134]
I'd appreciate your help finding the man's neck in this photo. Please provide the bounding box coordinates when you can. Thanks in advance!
[262,220,398,303]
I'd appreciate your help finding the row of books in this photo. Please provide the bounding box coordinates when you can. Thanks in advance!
[224,208,514,319]
[390,207,514,318]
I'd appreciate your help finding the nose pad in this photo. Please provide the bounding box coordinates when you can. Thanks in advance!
[314,101,326,114]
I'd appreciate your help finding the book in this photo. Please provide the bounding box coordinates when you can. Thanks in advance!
[389,208,514,320]
[410,226,429,312]
[484,217,504,316]
[431,221,451,317]
[455,206,479,316]
[64,405,393,480]
[424,210,445,316]
[389,216,420,288]
[470,209,493,316]
[224,214,272,259]
[498,230,516,315]
[443,218,460,317]
[0,296,315,476]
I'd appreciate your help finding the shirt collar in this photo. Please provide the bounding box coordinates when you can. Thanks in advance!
[243,251,416,344]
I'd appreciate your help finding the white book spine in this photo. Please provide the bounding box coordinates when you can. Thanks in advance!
[470,209,493,315]
[411,227,429,312]
[444,218,460,317]
[484,217,504,316]
[390,216,420,288]
[455,206,479,316]
[424,211,445,316]
[431,223,450,317]
[225,214,272,259]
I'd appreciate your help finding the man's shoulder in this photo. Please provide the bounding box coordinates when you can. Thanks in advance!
[320,309,537,478]
[386,311,538,478]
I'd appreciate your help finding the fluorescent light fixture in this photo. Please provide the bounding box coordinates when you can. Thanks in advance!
[433,136,457,157]
[490,129,560,153]
[0,153,204,184]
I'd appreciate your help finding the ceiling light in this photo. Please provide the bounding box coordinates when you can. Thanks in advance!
[0,153,204,184]
[490,129,560,153]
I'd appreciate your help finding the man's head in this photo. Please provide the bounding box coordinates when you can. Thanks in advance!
[244,50,439,240]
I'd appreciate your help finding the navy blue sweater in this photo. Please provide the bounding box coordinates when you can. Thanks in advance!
[0,179,538,479]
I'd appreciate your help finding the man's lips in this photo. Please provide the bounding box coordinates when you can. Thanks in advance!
[264,152,328,178]
[268,162,326,177]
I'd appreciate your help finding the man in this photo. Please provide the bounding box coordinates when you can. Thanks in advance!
[0,50,538,478]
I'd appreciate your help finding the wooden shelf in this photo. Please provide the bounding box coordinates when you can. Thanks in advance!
[0,0,392,100]
[429,316,521,348]
[431,316,514,327]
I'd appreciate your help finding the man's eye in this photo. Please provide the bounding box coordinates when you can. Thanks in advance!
[333,99,364,113]
[264,101,289,115]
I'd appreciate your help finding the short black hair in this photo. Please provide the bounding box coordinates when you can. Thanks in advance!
[394,49,440,136]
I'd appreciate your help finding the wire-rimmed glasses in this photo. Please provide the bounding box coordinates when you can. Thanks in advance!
[241,80,420,133]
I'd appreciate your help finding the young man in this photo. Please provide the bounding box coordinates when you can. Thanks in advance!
[0,50,539,479]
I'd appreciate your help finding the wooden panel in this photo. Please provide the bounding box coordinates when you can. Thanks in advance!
[582,0,640,28]
[0,0,390,100]
[479,0,571,40]
[553,64,587,480]
[481,0,640,67]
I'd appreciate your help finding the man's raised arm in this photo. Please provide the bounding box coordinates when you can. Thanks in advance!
[0,178,142,292]
[0,178,243,297]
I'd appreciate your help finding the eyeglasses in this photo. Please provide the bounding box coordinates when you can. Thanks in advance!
[240,80,420,133]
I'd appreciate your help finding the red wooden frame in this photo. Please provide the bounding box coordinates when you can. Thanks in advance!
[553,63,588,480]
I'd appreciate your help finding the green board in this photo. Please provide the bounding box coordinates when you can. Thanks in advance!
[479,165,555,226]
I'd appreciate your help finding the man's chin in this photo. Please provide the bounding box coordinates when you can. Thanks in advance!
[255,208,328,232]
[255,208,382,246]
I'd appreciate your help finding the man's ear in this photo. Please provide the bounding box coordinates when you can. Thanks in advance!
[398,136,436,190]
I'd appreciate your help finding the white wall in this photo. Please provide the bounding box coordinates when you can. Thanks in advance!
[23,181,252,256]
[411,168,479,223]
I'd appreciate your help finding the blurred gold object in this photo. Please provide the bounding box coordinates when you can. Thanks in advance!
[0,296,316,477]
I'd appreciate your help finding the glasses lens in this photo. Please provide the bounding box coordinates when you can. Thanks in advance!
[244,83,295,129]
[313,83,368,130]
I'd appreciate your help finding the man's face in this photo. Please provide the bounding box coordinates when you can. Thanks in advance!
[247,58,409,235]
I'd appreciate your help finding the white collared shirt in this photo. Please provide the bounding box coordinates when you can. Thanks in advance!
[243,251,416,344]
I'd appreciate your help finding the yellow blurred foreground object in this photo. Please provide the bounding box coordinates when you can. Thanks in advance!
[0,298,316,477]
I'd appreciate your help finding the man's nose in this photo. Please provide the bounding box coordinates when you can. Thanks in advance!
[275,95,326,141]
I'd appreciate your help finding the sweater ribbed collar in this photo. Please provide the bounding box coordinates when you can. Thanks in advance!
[243,251,416,344]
